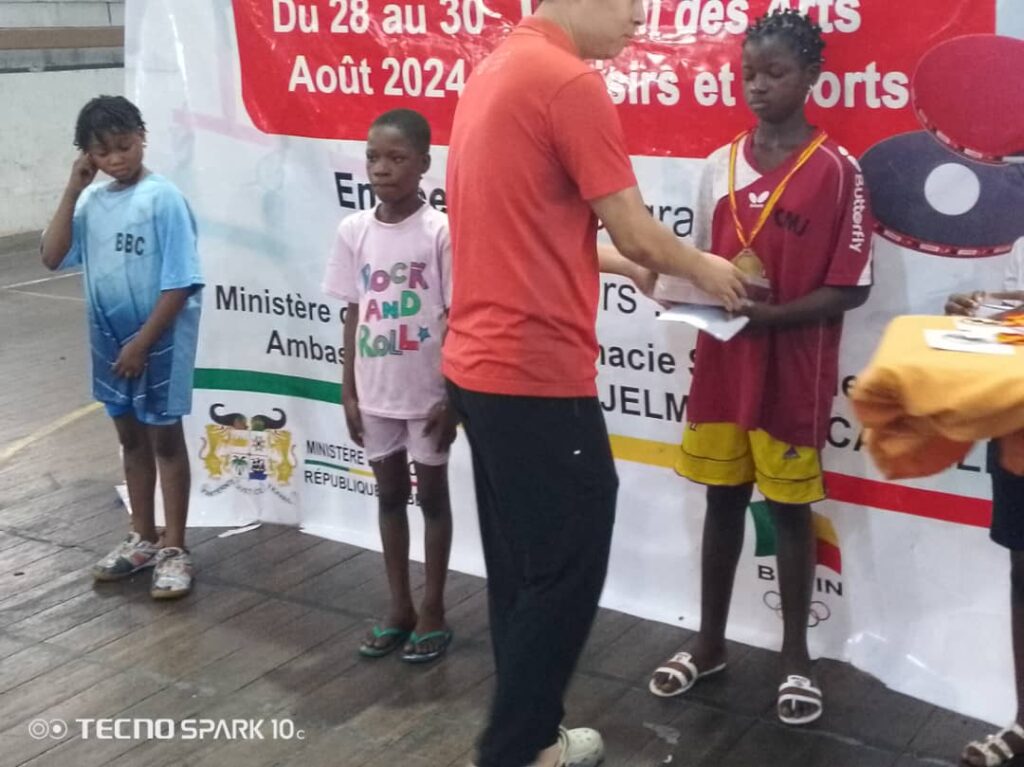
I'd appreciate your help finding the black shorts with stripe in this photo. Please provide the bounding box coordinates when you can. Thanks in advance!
[988,441,1024,550]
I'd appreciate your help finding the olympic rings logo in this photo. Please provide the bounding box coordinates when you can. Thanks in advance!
[762,590,832,627]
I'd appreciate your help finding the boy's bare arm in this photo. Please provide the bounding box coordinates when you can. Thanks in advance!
[342,303,359,405]
[342,302,364,446]
[41,154,97,270]
[112,288,191,378]
[946,291,1024,316]
[596,244,656,298]
[741,285,871,328]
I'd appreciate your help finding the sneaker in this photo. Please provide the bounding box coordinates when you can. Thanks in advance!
[551,727,604,767]
[92,532,160,581]
[468,726,605,767]
[150,547,194,600]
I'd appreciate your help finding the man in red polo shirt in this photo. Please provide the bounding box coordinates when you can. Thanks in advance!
[444,0,745,764]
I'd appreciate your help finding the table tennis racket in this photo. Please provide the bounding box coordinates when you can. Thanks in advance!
[912,34,1024,164]
[861,131,1024,257]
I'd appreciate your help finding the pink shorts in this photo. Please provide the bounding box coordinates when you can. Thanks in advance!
[361,412,450,466]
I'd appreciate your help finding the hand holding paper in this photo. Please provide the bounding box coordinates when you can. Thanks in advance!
[690,252,748,311]
[653,271,771,307]
[657,303,750,342]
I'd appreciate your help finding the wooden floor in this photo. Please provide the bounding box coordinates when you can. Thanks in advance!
[0,232,1008,766]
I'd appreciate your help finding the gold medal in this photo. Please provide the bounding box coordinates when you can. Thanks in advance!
[727,130,829,283]
[734,247,765,280]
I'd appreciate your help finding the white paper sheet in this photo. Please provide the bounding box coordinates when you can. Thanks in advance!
[924,328,1015,355]
[657,303,750,342]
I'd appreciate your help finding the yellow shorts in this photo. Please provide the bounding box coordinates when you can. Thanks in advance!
[676,422,825,505]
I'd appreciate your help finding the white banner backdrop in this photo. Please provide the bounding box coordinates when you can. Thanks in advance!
[127,0,1019,725]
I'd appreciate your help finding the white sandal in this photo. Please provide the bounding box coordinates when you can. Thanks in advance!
[963,723,1024,766]
[648,651,727,698]
[777,674,823,726]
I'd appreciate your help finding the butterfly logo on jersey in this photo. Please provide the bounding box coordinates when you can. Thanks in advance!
[748,190,771,208]
[836,145,862,172]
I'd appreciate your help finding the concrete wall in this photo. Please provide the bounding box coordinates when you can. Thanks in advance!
[1,0,125,234]
[0,1,123,27]
[0,67,123,235]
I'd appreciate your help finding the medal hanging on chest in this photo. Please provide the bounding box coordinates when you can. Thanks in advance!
[727,130,829,289]
[733,247,763,280]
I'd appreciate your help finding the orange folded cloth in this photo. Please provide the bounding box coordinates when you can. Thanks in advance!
[851,316,1024,478]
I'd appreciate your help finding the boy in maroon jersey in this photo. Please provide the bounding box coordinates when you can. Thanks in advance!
[649,10,874,726]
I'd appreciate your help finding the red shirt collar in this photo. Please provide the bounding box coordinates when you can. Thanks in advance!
[516,15,580,57]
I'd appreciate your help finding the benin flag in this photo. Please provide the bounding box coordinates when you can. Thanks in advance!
[749,502,842,575]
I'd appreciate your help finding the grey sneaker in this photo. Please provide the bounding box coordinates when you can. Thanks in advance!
[150,547,194,600]
[554,727,604,767]
[471,726,605,767]
[92,532,160,581]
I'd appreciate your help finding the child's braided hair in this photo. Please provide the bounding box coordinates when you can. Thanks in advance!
[746,9,826,67]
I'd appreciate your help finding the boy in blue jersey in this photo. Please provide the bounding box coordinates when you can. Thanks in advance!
[41,96,203,599]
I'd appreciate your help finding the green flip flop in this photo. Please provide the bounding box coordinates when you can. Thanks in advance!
[359,625,412,658]
[401,629,454,664]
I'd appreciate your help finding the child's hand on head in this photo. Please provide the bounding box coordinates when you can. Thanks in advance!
[945,291,985,316]
[69,152,98,194]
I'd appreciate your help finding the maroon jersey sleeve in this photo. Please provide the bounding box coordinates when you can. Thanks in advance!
[824,145,874,287]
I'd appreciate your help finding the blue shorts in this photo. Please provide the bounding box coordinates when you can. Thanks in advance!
[988,441,1024,550]
[104,402,181,427]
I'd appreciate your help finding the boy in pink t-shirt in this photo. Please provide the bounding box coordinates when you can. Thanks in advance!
[322,109,455,663]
